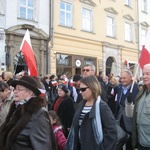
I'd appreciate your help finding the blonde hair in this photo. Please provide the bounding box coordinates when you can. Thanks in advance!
[4,71,13,80]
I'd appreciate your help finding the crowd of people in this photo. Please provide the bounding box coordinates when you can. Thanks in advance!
[0,63,149,150]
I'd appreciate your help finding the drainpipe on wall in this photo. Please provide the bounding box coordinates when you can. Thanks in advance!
[46,0,54,75]
[137,0,141,77]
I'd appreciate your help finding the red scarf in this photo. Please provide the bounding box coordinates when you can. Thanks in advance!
[53,97,63,112]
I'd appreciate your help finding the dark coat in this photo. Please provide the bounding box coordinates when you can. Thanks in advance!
[107,83,119,114]
[51,95,75,137]
[65,99,117,150]
[0,97,56,150]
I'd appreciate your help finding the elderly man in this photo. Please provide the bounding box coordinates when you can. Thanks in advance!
[132,64,150,149]
[0,76,56,150]
[115,70,139,150]
[82,64,107,102]
[0,82,14,126]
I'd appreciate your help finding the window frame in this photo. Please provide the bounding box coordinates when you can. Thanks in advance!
[59,1,73,27]
[81,7,93,32]
[19,0,34,20]
[0,0,4,14]
[124,22,132,42]
[141,0,147,13]
[106,15,116,38]
[141,28,147,47]
[124,0,132,7]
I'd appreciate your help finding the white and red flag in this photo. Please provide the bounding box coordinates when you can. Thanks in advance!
[139,28,150,69]
[52,80,58,87]
[20,29,38,77]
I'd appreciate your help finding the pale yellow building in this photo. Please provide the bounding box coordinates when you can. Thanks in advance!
[50,0,139,77]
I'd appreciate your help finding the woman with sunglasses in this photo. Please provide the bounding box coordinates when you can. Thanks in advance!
[65,75,117,150]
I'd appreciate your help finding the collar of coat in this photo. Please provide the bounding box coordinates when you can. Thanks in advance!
[0,96,46,150]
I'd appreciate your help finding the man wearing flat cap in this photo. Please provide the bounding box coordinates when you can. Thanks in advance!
[0,76,56,150]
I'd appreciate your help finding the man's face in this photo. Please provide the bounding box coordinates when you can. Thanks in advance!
[74,80,81,89]
[103,76,108,83]
[142,65,150,86]
[82,66,95,77]
[120,72,132,87]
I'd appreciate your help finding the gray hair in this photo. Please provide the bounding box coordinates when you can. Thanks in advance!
[84,64,96,72]
[122,70,133,77]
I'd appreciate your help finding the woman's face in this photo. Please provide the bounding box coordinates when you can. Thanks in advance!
[58,88,66,97]
[79,82,93,101]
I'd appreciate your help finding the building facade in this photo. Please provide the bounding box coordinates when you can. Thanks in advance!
[0,0,50,75]
[50,0,141,77]
[0,0,150,77]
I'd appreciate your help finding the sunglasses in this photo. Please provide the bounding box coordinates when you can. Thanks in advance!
[79,87,89,92]
[82,69,90,72]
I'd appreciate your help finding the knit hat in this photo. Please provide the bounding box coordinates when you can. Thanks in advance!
[58,84,68,93]
[11,76,41,96]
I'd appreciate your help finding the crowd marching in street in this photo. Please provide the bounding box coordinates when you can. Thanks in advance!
[0,63,150,150]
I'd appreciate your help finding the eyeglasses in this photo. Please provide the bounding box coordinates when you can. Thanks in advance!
[14,88,27,92]
[82,69,90,72]
[79,87,89,92]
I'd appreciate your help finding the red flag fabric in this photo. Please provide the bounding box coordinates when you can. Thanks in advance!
[20,30,38,77]
[139,28,150,69]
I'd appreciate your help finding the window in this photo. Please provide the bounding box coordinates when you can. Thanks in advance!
[82,8,93,32]
[106,16,116,37]
[141,0,147,12]
[20,0,34,20]
[0,0,4,14]
[125,22,132,42]
[141,29,146,46]
[124,0,131,7]
[59,1,72,27]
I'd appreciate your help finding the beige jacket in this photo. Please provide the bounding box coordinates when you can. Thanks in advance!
[0,91,14,126]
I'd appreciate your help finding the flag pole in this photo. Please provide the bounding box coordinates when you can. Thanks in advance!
[130,63,139,93]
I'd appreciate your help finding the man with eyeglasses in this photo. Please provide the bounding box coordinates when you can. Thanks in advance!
[82,64,95,77]
[82,64,107,102]
[0,82,14,126]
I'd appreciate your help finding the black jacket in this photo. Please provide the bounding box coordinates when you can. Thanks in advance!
[65,99,117,150]
[51,95,75,137]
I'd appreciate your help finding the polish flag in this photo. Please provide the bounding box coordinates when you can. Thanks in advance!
[70,79,74,87]
[20,29,38,77]
[139,28,150,69]
[52,80,58,86]
[39,89,46,97]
